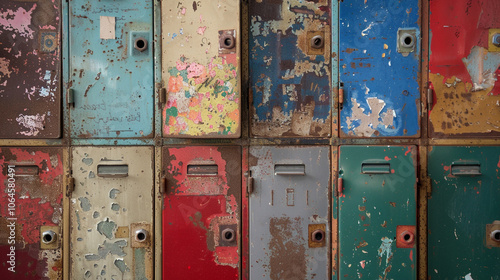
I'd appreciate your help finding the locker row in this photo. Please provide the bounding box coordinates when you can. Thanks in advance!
[1,145,499,279]
[1,0,499,140]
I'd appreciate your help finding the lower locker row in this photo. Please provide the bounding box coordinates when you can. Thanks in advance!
[1,146,499,279]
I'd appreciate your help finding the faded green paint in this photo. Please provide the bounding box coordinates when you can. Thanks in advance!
[134,248,147,280]
[338,146,417,280]
[428,146,500,279]
[97,218,117,239]
[78,197,92,212]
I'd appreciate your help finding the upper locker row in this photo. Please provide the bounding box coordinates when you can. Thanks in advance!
[1,145,499,279]
[1,0,499,139]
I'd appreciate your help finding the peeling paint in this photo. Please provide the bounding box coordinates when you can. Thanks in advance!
[345,97,396,137]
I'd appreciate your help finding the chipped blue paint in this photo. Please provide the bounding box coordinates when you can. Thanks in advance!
[340,0,420,137]
[68,0,154,138]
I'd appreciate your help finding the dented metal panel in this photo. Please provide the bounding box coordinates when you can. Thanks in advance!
[429,0,500,137]
[0,1,61,138]
[162,1,241,138]
[162,146,241,279]
[70,147,153,279]
[68,1,154,138]
[249,146,330,279]
[249,0,332,138]
[338,146,417,279]
[339,1,421,137]
[0,148,63,279]
[428,146,500,279]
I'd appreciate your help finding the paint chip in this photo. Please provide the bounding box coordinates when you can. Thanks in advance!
[100,16,115,39]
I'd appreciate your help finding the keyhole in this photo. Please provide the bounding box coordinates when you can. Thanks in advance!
[221,228,236,242]
[134,37,148,52]
[312,229,325,242]
[311,35,324,49]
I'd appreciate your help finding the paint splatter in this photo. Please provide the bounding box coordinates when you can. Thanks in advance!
[378,237,393,266]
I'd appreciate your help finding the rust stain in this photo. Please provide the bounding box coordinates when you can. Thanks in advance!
[269,217,306,279]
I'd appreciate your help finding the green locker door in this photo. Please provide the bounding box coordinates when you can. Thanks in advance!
[338,146,417,279]
[428,146,500,279]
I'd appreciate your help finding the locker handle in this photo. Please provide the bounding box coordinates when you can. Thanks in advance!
[274,164,305,176]
[12,165,39,176]
[187,165,218,176]
[361,162,391,174]
[451,162,481,176]
[97,164,129,178]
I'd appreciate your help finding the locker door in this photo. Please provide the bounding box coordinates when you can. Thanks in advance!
[428,146,500,279]
[249,146,330,279]
[249,0,332,138]
[338,146,417,279]
[0,1,62,138]
[71,147,154,279]
[339,1,420,137]
[428,0,500,137]
[68,0,154,138]
[162,146,241,279]
[0,148,64,279]
[162,1,241,138]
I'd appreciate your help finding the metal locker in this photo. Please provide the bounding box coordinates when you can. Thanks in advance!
[68,0,154,138]
[249,0,332,138]
[339,1,420,137]
[0,148,64,279]
[0,1,62,138]
[162,1,241,138]
[428,0,500,137]
[248,146,330,279]
[162,146,241,279]
[70,147,154,279]
[338,146,417,279]
[428,146,500,279]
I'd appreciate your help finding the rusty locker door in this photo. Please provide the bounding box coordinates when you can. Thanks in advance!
[68,0,154,138]
[162,146,241,279]
[249,0,332,138]
[428,146,500,279]
[0,1,61,138]
[249,146,330,279]
[71,147,153,279]
[0,148,63,279]
[162,1,241,138]
[338,146,417,279]
[428,0,500,137]
[339,1,420,137]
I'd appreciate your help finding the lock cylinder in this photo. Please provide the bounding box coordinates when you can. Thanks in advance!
[221,228,236,242]
[400,33,416,48]
[42,230,57,245]
[400,230,415,244]
[311,229,325,243]
[134,37,148,52]
[491,230,500,242]
[310,35,324,49]
[220,34,235,49]
[135,229,148,243]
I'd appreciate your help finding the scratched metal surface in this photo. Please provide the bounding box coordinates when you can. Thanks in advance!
[338,146,417,279]
[249,146,330,279]
[0,148,63,279]
[162,146,241,279]
[70,147,154,279]
[249,0,332,138]
[68,0,154,138]
[162,1,241,138]
[428,146,500,279]
[0,1,61,138]
[339,0,420,137]
[428,0,500,137]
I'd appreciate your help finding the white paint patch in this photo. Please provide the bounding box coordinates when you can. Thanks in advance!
[100,16,115,39]
[464,273,473,280]
[361,22,375,36]
[16,113,46,136]
[0,6,36,39]
[0,57,12,79]
[378,237,393,266]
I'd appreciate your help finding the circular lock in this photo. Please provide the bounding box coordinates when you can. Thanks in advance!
[310,35,324,49]
[134,37,148,52]
[492,33,500,47]
[42,230,57,244]
[490,230,500,242]
[311,229,325,242]
[135,229,148,242]
[400,230,415,244]
[220,34,236,49]
[221,228,236,242]
[400,33,416,48]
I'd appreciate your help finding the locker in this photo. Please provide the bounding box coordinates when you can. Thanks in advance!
[70,147,153,279]
[0,1,61,138]
[162,146,241,279]
[338,146,417,279]
[339,1,420,137]
[428,146,500,279]
[249,0,332,138]
[0,148,64,279]
[428,0,500,137]
[162,1,241,138]
[248,146,330,279]
[68,0,154,138]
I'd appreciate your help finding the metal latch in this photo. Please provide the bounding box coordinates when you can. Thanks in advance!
[427,82,434,110]
[67,88,75,106]
[66,176,75,197]
[338,82,344,108]
[159,87,167,104]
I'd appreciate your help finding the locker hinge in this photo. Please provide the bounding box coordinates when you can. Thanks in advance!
[246,172,254,195]
[427,82,434,111]
[160,177,167,194]
[337,177,343,197]
[67,88,74,106]
[426,177,432,197]
[66,176,75,197]
[159,88,167,104]
[338,82,344,108]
